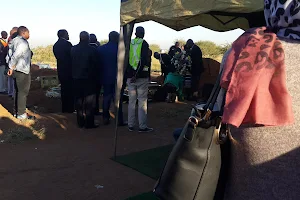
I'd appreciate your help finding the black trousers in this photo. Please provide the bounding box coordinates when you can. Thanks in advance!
[60,79,74,113]
[103,84,115,120]
[73,79,96,128]
[95,84,102,114]
[191,74,201,93]
[153,83,177,102]
[13,71,31,116]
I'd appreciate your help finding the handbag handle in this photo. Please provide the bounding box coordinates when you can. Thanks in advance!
[202,68,223,120]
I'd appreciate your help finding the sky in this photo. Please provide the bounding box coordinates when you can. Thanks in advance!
[1,0,244,49]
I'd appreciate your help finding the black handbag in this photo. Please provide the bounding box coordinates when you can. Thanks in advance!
[153,69,230,200]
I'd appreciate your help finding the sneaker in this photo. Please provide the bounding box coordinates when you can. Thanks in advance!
[16,113,35,120]
[0,91,7,95]
[138,127,154,133]
[128,127,134,132]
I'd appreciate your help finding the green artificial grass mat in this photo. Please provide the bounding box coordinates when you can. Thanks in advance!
[125,192,159,200]
[113,144,173,180]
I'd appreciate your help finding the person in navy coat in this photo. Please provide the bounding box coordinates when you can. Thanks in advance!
[53,29,74,113]
[97,31,126,125]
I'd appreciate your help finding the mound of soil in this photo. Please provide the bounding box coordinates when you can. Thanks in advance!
[31,65,57,80]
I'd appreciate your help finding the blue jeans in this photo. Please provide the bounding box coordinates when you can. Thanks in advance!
[103,84,115,119]
[173,128,183,141]
[8,76,14,96]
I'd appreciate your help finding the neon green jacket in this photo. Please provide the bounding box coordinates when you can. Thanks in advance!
[127,38,150,79]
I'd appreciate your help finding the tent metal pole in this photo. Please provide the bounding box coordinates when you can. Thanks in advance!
[113,22,135,159]
[113,26,125,159]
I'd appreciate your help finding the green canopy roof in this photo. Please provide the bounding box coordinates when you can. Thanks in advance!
[120,0,265,31]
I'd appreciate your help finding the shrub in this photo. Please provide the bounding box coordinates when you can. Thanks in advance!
[218,43,232,55]
[100,39,108,45]
[149,44,161,53]
[195,41,221,58]
[32,45,56,67]
[173,39,186,47]
[174,39,232,58]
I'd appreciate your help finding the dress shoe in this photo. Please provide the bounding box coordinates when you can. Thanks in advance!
[118,121,128,127]
[103,118,110,125]
[85,124,99,129]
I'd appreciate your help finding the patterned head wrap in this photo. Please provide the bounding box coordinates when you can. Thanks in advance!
[264,0,300,40]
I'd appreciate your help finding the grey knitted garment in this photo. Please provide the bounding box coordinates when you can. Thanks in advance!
[224,38,300,200]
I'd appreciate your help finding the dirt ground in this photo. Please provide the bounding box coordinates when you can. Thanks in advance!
[0,69,192,200]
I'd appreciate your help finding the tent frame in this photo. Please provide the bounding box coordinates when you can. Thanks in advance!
[114,21,135,158]
[113,9,265,158]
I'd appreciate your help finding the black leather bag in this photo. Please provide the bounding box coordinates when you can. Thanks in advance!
[153,70,230,200]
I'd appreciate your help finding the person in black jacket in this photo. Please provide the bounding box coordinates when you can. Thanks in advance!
[168,41,181,59]
[185,39,204,100]
[89,34,99,48]
[127,26,153,133]
[89,33,102,115]
[53,29,74,113]
[153,52,173,79]
[71,31,99,129]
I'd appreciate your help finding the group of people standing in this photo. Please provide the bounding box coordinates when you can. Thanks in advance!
[153,39,204,102]
[0,25,203,134]
[53,29,126,129]
[0,26,33,120]
[53,26,159,133]
[0,27,24,98]
[0,25,155,132]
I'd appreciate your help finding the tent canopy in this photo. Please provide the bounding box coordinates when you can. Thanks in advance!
[121,0,265,32]
[114,0,266,158]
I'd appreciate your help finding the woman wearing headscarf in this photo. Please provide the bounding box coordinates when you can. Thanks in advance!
[221,1,300,199]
